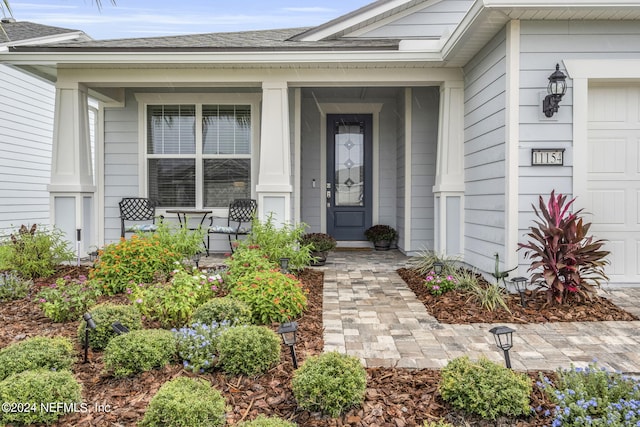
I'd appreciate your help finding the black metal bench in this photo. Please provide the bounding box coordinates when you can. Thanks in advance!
[207,199,257,253]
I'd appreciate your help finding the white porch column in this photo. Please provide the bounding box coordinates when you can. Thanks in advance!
[257,81,292,223]
[48,81,95,255]
[433,80,465,256]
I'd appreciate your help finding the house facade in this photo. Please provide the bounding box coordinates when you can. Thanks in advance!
[0,18,90,238]
[2,0,640,283]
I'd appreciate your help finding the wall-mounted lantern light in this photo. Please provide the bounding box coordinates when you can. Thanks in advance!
[542,64,567,118]
[489,325,515,369]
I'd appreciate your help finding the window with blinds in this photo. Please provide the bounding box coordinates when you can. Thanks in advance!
[146,103,252,208]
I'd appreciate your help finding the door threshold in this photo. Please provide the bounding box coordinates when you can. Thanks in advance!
[335,241,373,249]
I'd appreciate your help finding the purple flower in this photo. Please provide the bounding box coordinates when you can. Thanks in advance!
[432,285,440,290]
[135,298,143,304]
[39,298,46,303]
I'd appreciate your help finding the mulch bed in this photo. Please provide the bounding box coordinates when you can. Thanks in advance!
[397,268,639,324]
[1,265,562,426]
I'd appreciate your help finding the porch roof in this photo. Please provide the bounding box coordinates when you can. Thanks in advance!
[0,19,89,46]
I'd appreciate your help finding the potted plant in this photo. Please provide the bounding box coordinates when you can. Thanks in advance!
[364,225,397,251]
[300,233,337,266]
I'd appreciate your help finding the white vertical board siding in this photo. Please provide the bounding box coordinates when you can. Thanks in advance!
[378,101,398,228]
[410,87,439,252]
[517,20,640,267]
[354,0,474,39]
[0,65,55,236]
[463,28,507,272]
[103,90,140,243]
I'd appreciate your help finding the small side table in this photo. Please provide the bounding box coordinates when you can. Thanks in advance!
[166,210,212,254]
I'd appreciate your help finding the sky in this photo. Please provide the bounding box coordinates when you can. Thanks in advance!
[4,0,374,40]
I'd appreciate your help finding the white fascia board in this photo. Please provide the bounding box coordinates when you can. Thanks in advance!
[296,0,415,41]
[440,0,487,58]
[483,0,640,6]
[0,49,442,66]
[0,32,87,49]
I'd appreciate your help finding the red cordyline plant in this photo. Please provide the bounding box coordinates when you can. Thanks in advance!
[518,191,610,304]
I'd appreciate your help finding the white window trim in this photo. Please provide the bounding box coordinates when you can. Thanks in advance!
[135,93,261,216]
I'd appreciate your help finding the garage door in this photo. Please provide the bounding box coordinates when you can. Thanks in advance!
[587,84,640,284]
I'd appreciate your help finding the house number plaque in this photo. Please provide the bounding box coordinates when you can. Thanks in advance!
[531,149,564,166]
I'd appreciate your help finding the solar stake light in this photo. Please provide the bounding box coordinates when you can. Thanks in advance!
[112,322,130,335]
[83,313,97,363]
[489,325,515,369]
[433,261,444,275]
[512,276,528,308]
[277,321,299,369]
[280,258,290,274]
[192,251,202,269]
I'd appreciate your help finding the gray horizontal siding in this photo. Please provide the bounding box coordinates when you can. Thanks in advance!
[357,0,473,39]
[0,65,55,235]
[463,28,507,273]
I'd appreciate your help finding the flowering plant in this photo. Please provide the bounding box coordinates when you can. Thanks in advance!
[173,321,231,373]
[424,272,458,296]
[36,275,101,322]
[0,271,32,301]
[537,361,640,426]
[90,223,205,295]
[230,269,308,324]
[224,245,277,289]
[128,264,223,328]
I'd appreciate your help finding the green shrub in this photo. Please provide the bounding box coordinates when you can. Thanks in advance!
[0,369,81,426]
[173,321,231,373]
[191,296,253,326]
[90,222,205,294]
[225,245,278,288]
[0,336,75,381]
[439,356,532,420]
[292,351,367,417]
[452,267,480,291]
[217,325,281,376]
[0,224,74,279]
[237,415,297,427]
[139,377,225,427]
[243,213,312,272]
[77,303,143,350]
[103,329,176,378]
[423,421,454,427]
[466,282,510,313]
[36,275,102,322]
[0,244,11,270]
[538,362,640,426]
[0,270,32,301]
[230,269,307,324]
[129,266,222,328]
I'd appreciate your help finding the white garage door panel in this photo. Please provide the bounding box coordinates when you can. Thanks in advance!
[588,84,640,283]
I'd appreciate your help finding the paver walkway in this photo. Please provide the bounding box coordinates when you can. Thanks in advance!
[319,250,640,373]
[201,250,640,373]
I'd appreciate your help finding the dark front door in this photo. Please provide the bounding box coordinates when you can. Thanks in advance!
[326,114,373,240]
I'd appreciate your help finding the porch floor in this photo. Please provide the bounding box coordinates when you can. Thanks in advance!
[202,250,640,373]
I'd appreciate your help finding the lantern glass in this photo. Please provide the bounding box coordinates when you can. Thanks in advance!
[277,321,298,346]
[433,262,444,275]
[280,258,290,273]
[547,64,567,96]
[489,326,514,351]
[512,277,527,293]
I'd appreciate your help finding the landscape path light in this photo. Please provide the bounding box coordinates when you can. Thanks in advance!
[433,261,444,275]
[280,258,290,274]
[277,321,298,369]
[489,325,515,369]
[83,312,97,363]
[512,277,528,308]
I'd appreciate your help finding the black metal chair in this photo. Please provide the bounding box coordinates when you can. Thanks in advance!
[119,197,160,238]
[207,199,257,253]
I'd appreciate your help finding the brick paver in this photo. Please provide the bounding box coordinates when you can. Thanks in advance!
[201,250,640,373]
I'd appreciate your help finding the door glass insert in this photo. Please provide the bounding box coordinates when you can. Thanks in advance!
[334,122,364,206]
